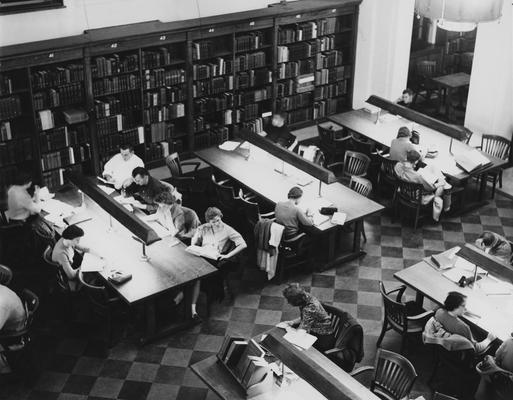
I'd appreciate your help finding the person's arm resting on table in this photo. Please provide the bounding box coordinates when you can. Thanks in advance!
[218,227,247,260]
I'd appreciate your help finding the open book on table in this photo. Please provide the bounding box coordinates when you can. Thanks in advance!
[186,245,220,260]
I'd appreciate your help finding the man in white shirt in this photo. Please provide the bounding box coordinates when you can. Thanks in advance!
[102,144,144,190]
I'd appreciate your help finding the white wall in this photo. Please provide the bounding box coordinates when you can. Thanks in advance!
[352,0,414,109]
[0,0,274,47]
[465,2,513,139]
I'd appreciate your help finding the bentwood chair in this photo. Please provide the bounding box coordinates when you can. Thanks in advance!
[377,282,433,354]
[350,348,418,400]
[394,179,432,230]
[165,152,204,196]
[349,176,372,243]
[0,264,13,286]
[238,189,274,231]
[276,226,311,283]
[338,151,371,184]
[322,303,364,373]
[377,152,398,201]
[477,134,511,198]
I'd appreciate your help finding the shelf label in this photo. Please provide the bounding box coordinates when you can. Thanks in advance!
[159,35,166,41]
[249,21,255,26]
[110,43,118,48]
[48,53,55,58]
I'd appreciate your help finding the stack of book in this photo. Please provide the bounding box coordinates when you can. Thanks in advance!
[193,58,230,80]
[316,35,336,52]
[0,76,15,95]
[316,50,343,69]
[93,75,140,96]
[235,32,265,52]
[315,65,350,85]
[31,64,84,89]
[143,68,185,89]
[318,17,338,35]
[192,76,233,97]
[33,82,83,110]
[149,121,174,142]
[287,41,316,62]
[142,47,177,68]
[236,69,271,89]
[144,86,186,107]
[40,143,90,171]
[242,117,264,134]
[234,52,266,72]
[192,41,215,61]
[314,80,348,100]
[194,94,234,114]
[40,126,85,152]
[96,114,125,136]
[92,54,139,78]
[0,96,22,119]
[0,121,12,141]
[144,103,185,124]
[277,80,295,97]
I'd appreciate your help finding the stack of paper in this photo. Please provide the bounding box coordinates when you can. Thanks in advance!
[218,141,240,151]
[283,329,317,350]
[41,198,75,216]
[331,212,347,226]
[44,213,66,228]
[97,185,116,195]
[186,245,220,260]
[80,253,106,272]
[38,187,54,201]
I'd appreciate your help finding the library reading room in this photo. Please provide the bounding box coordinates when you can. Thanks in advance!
[1,1,513,399]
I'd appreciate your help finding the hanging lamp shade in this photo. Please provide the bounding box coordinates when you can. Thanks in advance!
[415,0,504,31]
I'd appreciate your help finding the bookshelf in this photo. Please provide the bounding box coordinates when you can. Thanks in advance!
[0,0,359,191]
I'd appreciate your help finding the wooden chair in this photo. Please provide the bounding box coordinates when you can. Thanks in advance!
[460,127,473,145]
[211,174,240,213]
[350,132,376,157]
[165,152,204,196]
[322,303,364,373]
[415,60,440,104]
[339,151,371,183]
[238,189,274,231]
[0,264,13,286]
[350,348,418,400]
[394,178,432,230]
[376,282,433,353]
[477,134,511,198]
[276,228,311,283]
[377,151,398,200]
[433,392,459,400]
[317,124,351,164]
[349,176,372,243]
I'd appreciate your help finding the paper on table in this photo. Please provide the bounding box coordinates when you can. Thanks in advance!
[312,213,330,226]
[38,187,54,201]
[114,195,138,205]
[218,141,240,151]
[97,184,116,195]
[380,113,400,123]
[417,167,439,185]
[44,213,66,228]
[283,330,317,350]
[97,176,113,185]
[443,267,473,283]
[186,245,220,260]
[41,198,75,216]
[331,212,346,226]
[81,253,106,272]
[479,278,513,296]
[145,220,172,238]
[454,256,486,274]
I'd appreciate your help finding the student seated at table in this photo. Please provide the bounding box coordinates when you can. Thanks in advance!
[435,291,496,354]
[394,150,451,222]
[275,186,313,240]
[0,284,26,334]
[259,111,298,152]
[475,231,513,264]
[190,207,247,319]
[389,126,417,162]
[281,283,335,352]
[128,167,180,213]
[5,172,42,223]
[396,88,416,108]
[102,144,144,190]
[51,225,98,291]
[151,190,200,242]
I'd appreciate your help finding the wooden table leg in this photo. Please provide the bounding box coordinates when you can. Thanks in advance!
[415,291,425,306]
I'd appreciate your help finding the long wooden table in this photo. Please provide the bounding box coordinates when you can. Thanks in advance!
[394,245,513,342]
[191,327,379,400]
[195,144,384,269]
[328,109,507,206]
[56,177,217,344]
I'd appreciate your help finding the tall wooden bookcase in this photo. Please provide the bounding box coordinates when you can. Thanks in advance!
[0,0,360,194]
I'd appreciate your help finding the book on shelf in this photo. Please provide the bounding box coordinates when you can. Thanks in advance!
[235,31,265,52]
[93,74,140,96]
[0,76,15,95]
[62,108,89,125]
[0,96,22,120]
[92,54,139,78]
[0,121,12,141]
[144,86,186,107]
[144,68,185,89]
[38,110,55,130]
[31,64,84,89]
[142,47,178,68]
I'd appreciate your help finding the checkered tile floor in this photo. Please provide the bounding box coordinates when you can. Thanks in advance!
[2,192,513,400]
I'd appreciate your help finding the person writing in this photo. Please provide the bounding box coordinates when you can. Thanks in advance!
[281,283,335,352]
[275,186,313,240]
[128,167,180,213]
[435,291,496,354]
[5,172,42,223]
[102,144,144,190]
[475,231,512,264]
[259,111,298,152]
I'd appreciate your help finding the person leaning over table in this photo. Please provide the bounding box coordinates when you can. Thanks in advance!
[394,149,451,222]
[51,224,101,291]
[281,283,335,352]
[5,171,42,223]
[274,186,313,240]
[434,291,496,354]
[102,144,144,190]
[189,207,247,320]
[0,284,26,335]
[389,126,417,162]
[475,231,513,264]
[151,190,200,243]
[258,111,298,152]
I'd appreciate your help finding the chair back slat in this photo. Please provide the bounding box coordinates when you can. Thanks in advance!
[482,134,511,160]
[349,176,372,198]
[0,264,13,286]
[397,179,423,205]
[240,196,261,228]
[343,151,370,177]
[351,132,375,156]
[380,282,407,332]
[211,175,237,210]
[373,348,417,400]
[165,152,184,177]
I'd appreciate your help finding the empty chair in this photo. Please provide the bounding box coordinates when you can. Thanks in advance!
[415,60,440,104]
[211,175,240,213]
[394,178,433,230]
[377,282,433,353]
[351,348,418,400]
[322,303,364,373]
[317,124,351,164]
[350,132,376,157]
[337,150,371,183]
[478,134,511,198]
[349,176,372,243]
[377,151,398,200]
[238,190,274,231]
[165,153,204,196]
[0,264,13,286]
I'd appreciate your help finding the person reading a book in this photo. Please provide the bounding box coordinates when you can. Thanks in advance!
[151,190,200,243]
[435,291,496,354]
[260,111,298,152]
[275,186,313,240]
[51,224,100,291]
[102,144,144,190]
[475,231,513,264]
[189,207,247,319]
[281,283,335,352]
[5,171,42,223]
[127,167,180,213]
[394,150,452,222]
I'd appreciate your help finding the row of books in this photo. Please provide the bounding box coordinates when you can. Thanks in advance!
[144,86,186,107]
[279,21,318,44]
[316,50,344,70]
[234,51,267,72]
[315,65,351,85]
[41,144,91,171]
[192,76,234,97]
[195,127,229,149]
[143,68,185,89]
[0,96,22,120]
[143,103,185,124]
[142,47,184,69]
[31,65,84,90]
[318,17,350,36]
[0,138,32,167]
[241,116,265,134]
[40,125,88,152]
[194,95,234,115]
[278,60,315,79]
[98,126,144,154]
[286,107,313,125]
[277,79,295,97]
[296,73,315,93]
[313,98,346,119]
[149,121,177,142]
[277,36,340,63]
[42,168,65,188]
[145,138,184,162]
[0,76,17,96]
[92,54,139,78]
[236,87,271,105]
[37,110,55,131]
[96,114,126,136]
[33,83,83,110]
[193,58,232,80]
[193,40,228,61]
[93,75,141,96]
[314,80,348,100]
[236,69,272,89]
[94,92,140,118]
[234,103,261,122]
[277,92,313,111]
[235,31,266,52]
[0,121,13,141]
